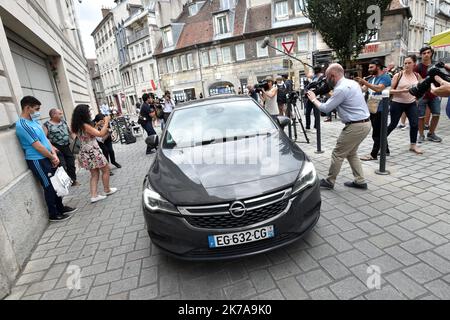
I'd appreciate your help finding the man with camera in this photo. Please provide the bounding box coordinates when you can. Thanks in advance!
[307,63,371,190]
[415,46,442,143]
[139,93,157,155]
[259,76,279,119]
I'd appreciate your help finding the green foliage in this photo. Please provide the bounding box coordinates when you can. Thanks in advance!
[300,0,392,67]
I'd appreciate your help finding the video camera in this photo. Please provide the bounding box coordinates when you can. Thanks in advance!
[409,62,450,98]
[304,76,332,97]
[287,91,300,104]
[254,80,270,93]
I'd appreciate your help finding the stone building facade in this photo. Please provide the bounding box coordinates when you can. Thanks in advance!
[0,0,95,298]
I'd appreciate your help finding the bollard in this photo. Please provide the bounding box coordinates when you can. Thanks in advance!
[376,93,391,175]
[314,105,324,154]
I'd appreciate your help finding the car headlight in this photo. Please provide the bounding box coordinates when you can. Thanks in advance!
[292,161,318,195]
[143,179,180,215]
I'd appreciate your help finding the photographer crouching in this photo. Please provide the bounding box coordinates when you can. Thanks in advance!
[306,63,371,190]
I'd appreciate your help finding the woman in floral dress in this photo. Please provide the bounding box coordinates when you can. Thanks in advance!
[71,105,118,203]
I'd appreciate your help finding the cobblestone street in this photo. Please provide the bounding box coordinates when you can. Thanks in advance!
[6,102,450,300]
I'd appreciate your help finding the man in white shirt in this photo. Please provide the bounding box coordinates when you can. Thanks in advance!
[307,63,371,190]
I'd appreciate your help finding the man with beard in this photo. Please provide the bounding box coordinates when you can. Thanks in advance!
[356,59,392,161]
[306,63,371,190]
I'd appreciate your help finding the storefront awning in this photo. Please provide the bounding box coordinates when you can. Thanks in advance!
[356,51,390,60]
[429,29,450,48]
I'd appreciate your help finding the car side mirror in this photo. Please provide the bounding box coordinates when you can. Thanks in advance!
[277,116,291,129]
[145,135,159,149]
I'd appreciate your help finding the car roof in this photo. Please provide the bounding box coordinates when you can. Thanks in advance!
[174,95,254,110]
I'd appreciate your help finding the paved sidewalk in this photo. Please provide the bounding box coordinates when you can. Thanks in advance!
[5,103,450,300]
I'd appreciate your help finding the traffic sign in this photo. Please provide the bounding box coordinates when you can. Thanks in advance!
[282,41,296,54]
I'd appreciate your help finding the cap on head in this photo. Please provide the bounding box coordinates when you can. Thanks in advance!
[369,58,385,69]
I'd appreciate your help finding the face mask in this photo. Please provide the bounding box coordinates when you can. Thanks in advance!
[31,112,41,120]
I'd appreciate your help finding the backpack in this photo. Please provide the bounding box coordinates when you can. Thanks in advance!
[277,83,288,103]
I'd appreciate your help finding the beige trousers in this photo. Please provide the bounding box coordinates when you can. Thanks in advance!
[327,122,371,185]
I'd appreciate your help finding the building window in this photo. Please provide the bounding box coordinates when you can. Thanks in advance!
[181,55,187,70]
[167,58,174,73]
[222,46,231,63]
[275,1,289,20]
[201,51,209,66]
[173,57,180,72]
[209,49,218,65]
[150,64,156,80]
[163,28,173,47]
[235,43,245,61]
[140,67,145,83]
[146,39,152,55]
[220,0,234,10]
[295,0,305,15]
[189,3,199,16]
[257,40,268,57]
[133,69,138,83]
[141,43,146,56]
[136,44,141,58]
[298,32,309,52]
[187,53,194,69]
[215,15,229,35]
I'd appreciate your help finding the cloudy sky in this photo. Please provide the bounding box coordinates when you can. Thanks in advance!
[75,0,117,59]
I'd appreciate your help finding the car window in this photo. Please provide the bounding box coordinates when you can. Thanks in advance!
[163,100,277,149]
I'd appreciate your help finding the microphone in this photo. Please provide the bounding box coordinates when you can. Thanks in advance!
[261,37,270,49]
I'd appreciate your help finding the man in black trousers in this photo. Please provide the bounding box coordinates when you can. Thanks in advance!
[139,93,157,155]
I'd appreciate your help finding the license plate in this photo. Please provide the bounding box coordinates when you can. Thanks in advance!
[208,226,275,248]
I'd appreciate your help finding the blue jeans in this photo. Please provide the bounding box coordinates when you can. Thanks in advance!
[388,101,419,144]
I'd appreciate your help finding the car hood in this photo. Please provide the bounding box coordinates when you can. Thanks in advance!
[148,132,306,205]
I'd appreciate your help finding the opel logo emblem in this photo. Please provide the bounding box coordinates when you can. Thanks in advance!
[229,201,247,218]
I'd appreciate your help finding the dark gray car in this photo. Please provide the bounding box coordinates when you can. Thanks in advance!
[142,95,321,260]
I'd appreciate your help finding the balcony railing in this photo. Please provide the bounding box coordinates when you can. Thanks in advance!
[127,28,149,44]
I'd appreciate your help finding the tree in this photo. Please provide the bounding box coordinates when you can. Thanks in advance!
[300,0,392,68]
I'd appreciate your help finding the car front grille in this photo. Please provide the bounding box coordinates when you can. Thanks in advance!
[179,188,292,230]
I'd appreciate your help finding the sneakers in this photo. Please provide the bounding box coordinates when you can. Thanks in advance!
[91,195,107,203]
[344,181,368,190]
[320,179,334,190]
[49,214,72,222]
[105,188,118,196]
[397,124,406,129]
[418,135,425,144]
[427,133,442,143]
[61,206,78,214]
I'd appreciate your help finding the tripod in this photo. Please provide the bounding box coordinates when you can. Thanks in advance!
[287,94,310,144]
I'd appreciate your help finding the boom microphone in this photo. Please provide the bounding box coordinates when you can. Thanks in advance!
[261,37,270,49]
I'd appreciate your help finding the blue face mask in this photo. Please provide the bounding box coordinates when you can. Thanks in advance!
[31,112,41,120]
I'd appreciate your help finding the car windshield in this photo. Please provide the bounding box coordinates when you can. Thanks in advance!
[163,100,277,149]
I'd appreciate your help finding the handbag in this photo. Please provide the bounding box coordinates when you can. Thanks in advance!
[367,96,380,114]
[69,136,81,155]
[50,167,72,197]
